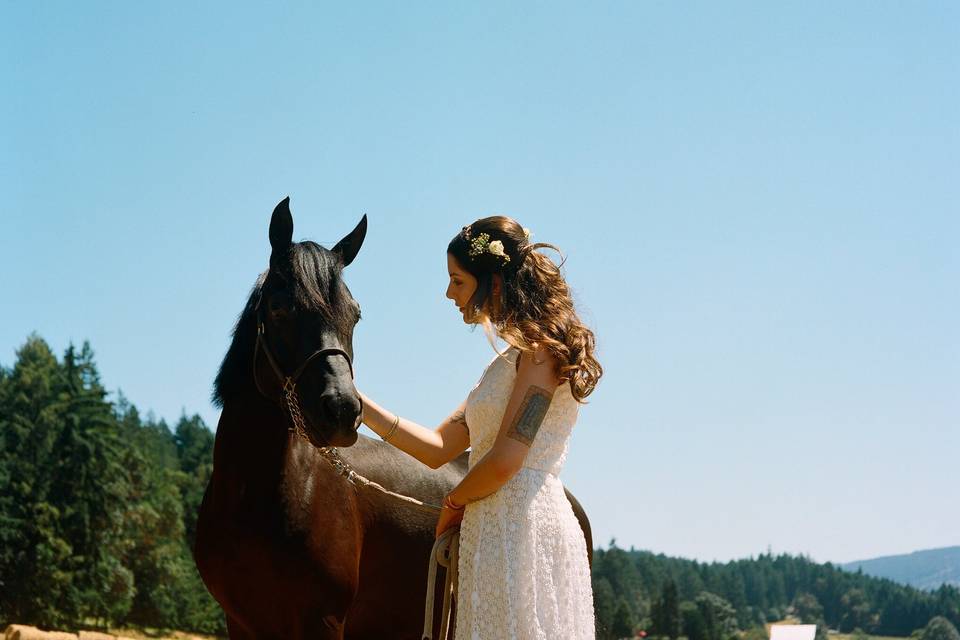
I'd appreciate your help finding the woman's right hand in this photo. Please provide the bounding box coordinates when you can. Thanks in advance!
[435,503,465,538]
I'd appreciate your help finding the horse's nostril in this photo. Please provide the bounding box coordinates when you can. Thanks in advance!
[319,390,362,426]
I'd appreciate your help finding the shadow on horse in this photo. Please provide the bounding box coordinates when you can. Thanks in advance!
[193,198,593,639]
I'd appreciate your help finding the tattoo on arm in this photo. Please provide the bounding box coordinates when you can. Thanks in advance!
[506,385,552,446]
[451,410,468,435]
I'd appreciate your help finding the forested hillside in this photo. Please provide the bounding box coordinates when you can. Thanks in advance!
[592,542,960,640]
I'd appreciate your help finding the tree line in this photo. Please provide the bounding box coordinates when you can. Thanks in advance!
[592,540,960,640]
[0,334,225,634]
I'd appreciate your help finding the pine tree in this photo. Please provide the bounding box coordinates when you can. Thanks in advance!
[612,596,637,639]
[52,341,136,623]
[594,576,618,639]
[173,412,214,549]
[0,335,75,625]
[681,600,708,640]
[652,579,681,639]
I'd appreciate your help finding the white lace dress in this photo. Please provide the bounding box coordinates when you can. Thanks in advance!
[455,346,595,640]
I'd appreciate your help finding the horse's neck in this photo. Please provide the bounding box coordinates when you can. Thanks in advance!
[213,396,355,531]
[215,395,291,489]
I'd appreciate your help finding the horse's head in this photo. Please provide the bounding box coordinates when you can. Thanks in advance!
[253,197,366,448]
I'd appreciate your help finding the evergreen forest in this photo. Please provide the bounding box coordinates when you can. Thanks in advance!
[590,539,960,638]
[0,335,224,635]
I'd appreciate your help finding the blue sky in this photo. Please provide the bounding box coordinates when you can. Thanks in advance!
[2,2,957,564]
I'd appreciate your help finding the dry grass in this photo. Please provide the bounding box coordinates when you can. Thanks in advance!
[101,629,224,640]
[829,633,907,640]
[1,625,224,640]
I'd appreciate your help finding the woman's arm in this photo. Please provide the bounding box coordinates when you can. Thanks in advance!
[446,346,561,506]
[359,392,471,469]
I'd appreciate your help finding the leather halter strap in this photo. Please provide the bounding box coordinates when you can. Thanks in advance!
[254,318,354,389]
[251,290,357,428]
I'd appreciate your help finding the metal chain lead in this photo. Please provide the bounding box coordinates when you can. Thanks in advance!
[282,377,362,485]
[282,377,311,441]
[281,375,442,512]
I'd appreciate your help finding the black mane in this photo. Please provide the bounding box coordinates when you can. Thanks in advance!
[210,240,355,409]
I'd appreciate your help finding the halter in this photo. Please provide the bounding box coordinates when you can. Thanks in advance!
[252,288,359,445]
[250,284,444,514]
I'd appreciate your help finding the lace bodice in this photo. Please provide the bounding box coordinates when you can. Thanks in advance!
[464,345,580,476]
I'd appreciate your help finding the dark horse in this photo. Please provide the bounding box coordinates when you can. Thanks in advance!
[194,198,594,639]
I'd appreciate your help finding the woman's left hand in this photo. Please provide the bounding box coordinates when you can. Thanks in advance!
[435,505,465,538]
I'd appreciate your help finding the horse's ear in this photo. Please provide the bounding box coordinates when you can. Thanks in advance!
[269,196,294,268]
[332,214,367,268]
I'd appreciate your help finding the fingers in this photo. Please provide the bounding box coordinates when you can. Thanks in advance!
[435,508,465,538]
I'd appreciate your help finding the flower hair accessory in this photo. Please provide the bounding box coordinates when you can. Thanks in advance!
[460,223,533,268]
[469,232,510,264]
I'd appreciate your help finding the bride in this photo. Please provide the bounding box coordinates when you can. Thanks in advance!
[359,215,602,639]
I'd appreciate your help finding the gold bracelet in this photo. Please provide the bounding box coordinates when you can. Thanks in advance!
[382,414,400,443]
[443,494,465,511]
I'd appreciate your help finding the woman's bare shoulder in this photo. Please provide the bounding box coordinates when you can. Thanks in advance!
[513,345,562,386]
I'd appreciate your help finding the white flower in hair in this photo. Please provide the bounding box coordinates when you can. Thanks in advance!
[467,232,511,264]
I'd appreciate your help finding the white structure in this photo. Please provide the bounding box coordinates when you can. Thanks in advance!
[770,624,817,640]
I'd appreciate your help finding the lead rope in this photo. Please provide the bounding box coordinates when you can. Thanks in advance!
[422,526,460,640]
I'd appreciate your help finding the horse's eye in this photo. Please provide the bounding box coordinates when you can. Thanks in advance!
[268,292,292,315]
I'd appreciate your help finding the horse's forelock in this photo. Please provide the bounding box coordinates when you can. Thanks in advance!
[289,241,354,337]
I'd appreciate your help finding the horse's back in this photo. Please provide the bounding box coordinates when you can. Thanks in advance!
[338,433,468,507]
[342,433,593,566]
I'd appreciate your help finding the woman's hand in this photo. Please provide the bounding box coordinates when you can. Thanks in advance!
[435,505,464,538]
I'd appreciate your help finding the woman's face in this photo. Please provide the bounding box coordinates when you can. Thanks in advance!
[446,253,478,323]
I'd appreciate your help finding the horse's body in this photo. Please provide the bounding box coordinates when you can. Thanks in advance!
[193,200,593,639]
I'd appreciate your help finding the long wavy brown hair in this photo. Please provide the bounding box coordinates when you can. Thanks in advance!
[448,216,602,403]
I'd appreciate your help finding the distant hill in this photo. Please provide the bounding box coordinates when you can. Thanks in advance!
[842,546,960,590]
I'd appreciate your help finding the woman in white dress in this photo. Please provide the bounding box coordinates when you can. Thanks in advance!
[358,216,602,639]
